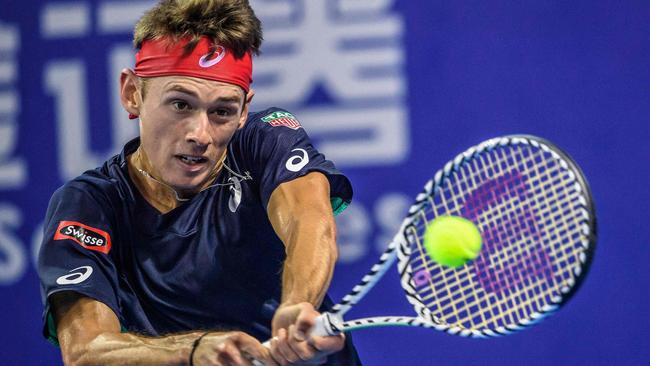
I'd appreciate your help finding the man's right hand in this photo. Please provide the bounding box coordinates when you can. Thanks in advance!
[192,332,278,366]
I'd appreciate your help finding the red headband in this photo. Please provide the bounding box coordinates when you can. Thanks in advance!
[134,36,253,91]
[130,37,252,119]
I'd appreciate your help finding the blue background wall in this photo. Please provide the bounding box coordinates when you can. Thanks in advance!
[1,1,648,365]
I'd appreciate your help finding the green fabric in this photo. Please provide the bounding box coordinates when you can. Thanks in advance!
[330,197,349,216]
[46,311,59,346]
[45,308,127,347]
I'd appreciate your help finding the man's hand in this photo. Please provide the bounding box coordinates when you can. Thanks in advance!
[192,332,278,366]
[270,303,345,365]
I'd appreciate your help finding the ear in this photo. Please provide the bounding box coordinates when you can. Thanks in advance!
[238,88,255,129]
[120,69,141,119]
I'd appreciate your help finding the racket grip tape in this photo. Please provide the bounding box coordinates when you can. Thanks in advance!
[311,312,340,336]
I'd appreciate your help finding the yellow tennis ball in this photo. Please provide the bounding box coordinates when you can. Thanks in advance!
[423,216,482,268]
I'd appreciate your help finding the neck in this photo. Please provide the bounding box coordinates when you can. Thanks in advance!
[127,147,226,214]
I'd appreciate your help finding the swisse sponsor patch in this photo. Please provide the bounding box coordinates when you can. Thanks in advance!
[54,221,112,254]
[261,111,302,130]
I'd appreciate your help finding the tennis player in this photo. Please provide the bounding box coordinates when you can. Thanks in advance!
[37,0,361,365]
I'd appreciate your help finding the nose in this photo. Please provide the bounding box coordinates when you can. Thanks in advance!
[186,112,211,147]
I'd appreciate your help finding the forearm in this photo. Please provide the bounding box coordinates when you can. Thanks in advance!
[266,174,347,360]
[280,209,337,307]
[63,331,203,366]
[53,293,209,366]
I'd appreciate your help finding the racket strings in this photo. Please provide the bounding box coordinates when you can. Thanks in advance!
[467,146,579,325]
[405,143,589,331]
[422,157,545,327]
[466,147,576,324]
[476,146,566,325]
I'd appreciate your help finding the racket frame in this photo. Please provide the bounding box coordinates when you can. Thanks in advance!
[316,135,597,338]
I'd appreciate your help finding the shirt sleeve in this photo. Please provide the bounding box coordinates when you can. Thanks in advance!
[37,183,121,345]
[239,108,353,214]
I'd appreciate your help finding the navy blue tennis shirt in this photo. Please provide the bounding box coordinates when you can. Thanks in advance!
[37,107,361,364]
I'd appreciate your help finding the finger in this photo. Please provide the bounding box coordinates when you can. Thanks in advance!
[235,334,279,366]
[287,324,319,361]
[270,336,288,366]
[272,327,302,365]
[294,305,319,337]
[307,333,346,355]
[216,339,244,365]
[276,327,303,363]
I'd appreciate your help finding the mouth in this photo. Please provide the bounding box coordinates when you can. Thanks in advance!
[175,154,208,167]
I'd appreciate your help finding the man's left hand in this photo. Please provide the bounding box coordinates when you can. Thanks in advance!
[270,303,345,365]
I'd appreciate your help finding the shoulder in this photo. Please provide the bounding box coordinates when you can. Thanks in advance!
[49,157,125,210]
[43,165,124,254]
[232,107,307,148]
[242,107,304,134]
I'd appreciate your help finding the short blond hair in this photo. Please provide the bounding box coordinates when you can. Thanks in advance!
[134,0,263,58]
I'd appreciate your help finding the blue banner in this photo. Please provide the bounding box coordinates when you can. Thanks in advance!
[1,1,648,365]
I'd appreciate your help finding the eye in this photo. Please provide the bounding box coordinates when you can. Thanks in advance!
[172,100,190,111]
[212,107,236,117]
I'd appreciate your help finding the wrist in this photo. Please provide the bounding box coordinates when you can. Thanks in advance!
[188,332,210,366]
[277,300,300,309]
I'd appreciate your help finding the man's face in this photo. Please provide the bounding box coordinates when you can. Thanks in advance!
[133,75,249,195]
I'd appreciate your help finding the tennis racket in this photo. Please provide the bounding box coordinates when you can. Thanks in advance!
[254,135,596,364]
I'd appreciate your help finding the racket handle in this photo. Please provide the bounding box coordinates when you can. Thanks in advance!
[251,313,340,365]
[311,312,340,336]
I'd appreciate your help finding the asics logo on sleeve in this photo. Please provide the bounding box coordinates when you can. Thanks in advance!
[54,221,112,254]
[56,266,93,285]
[285,148,310,172]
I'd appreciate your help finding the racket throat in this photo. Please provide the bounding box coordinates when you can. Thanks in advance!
[312,312,344,336]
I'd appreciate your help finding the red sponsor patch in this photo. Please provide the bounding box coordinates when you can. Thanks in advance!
[268,118,301,129]
[261,111,302,130]
[54,221,112,254]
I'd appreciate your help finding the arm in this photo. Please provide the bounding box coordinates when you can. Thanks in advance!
[267,171,337,308]
[52,292,275,366]
[266,172,345,364]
